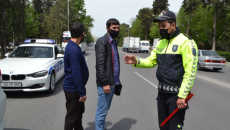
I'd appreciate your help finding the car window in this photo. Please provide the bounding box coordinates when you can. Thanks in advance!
[9,46,53,58]
[198,51,200,56]
[142,43,145,46]
[63,37,71,42]
[201,51,219,56]
[146,43,149,46]
[57,45,64,54]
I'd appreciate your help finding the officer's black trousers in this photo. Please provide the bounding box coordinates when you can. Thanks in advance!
[157,92,187,130]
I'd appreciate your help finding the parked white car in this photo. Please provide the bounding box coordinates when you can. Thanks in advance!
[0,69,6,130]
[139,40,150,53]
[0,43,65,93]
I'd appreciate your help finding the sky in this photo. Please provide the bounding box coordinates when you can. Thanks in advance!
[84,0,184,38]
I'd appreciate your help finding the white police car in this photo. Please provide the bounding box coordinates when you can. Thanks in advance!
[0,39,64,93]
[0,69,6,130]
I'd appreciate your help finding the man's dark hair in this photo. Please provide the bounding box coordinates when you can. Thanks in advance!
[167,20,176,26]
[106,18,120,28]
[70,22,85,38]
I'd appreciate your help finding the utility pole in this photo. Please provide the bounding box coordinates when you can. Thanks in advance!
[68,0,69,31]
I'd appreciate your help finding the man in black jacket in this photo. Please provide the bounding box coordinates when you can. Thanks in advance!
[95,18,121,130]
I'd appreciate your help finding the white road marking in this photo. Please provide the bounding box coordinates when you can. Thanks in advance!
[196,74,230,88]
[125,50,230,88]
[135,72,230,89]
[118,51,141,59]
[135,72,158,89]
[118,50,127,55]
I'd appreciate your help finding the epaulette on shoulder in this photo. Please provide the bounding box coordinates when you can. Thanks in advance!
[182,33,193,40]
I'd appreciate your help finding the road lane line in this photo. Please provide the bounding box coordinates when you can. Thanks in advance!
[118,51,141,59]
[135,72,158,89]
[196,74,230,88]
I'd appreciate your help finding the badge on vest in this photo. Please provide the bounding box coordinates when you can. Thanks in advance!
[172,45,178,52]
[192,48,196,56]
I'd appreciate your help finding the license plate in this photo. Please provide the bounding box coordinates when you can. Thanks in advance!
[1,82,22,87]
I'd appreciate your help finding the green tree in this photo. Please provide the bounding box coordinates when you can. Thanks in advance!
[33,0,55,38]
[149,23,161,39]
[129,18,145,40]
[136,8,154,40]
[120,23,130,36]
[202,0,230,51]
[83,15,94,42]
[152,0,169,15]
[43,0,94,45]
[43,0,68,43]
[25,2,40,38]
[0,0,30,58]
[116,25,128,46]
[177,4,230,51]
[182,0,201,34]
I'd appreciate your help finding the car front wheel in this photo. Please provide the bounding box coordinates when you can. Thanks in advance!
[47,72,55,94]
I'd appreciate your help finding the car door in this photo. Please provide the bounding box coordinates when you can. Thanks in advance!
[54,46,64,80]
[57,45,64,78]
[199,51,205,66]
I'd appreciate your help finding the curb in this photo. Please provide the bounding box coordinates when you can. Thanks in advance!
[226,62,230,65]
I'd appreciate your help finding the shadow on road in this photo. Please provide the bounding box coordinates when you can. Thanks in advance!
[83,52,91,57]
[5,76,64,99]
[197,68,225,73]
[85,118,137,130]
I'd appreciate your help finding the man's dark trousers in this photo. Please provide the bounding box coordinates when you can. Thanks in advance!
[157,92,187,130]
[64,90,85,130]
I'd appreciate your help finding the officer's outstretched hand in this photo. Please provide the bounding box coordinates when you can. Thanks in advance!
[176,98,187,109]
[124,55,137,64]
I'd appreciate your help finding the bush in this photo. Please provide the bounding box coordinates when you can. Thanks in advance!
[216,51,230,62]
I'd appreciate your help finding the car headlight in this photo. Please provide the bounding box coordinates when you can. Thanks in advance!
[27,70,48,78]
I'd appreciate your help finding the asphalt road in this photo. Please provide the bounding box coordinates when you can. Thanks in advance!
[3,46,230,130]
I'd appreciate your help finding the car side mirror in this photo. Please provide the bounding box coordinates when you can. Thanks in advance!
[4,53,9,57]
[57,54,64,58]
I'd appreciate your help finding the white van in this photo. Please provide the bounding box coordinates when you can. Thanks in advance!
[151,38,160,50]
[139,40,150,53]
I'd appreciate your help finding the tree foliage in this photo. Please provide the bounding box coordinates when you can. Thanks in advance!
[177,5,230,51]
[0,0,94,58]
[130,18,145,40]
[201,0,230,51]
[136,8,154,40]
[182,0,201,34]
[152,0,169,15]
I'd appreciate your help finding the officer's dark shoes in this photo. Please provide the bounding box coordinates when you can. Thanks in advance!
[114,84,122,96]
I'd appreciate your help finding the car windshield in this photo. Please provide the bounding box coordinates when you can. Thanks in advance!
[9,46,53,58]
[201,51,219,56]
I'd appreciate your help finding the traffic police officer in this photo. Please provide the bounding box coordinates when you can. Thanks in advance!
[124,10,198,130]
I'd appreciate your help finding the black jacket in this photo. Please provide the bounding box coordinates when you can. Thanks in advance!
[95,33,120,86]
